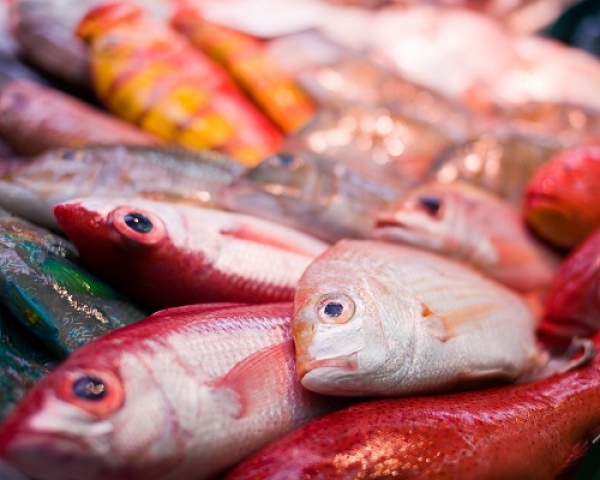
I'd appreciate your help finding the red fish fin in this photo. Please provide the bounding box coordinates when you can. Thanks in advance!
[421,303,501,341]
[210,340,294,419]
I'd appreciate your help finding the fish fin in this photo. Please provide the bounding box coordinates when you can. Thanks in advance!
[421,303,500,341]
[210,340,293,419]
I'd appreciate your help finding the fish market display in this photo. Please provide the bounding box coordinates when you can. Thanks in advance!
[219,151,402,242]
[0,208,147,357]
[224,331,600,480]
[374,181,561,294]
[524,144,600,249]
[425,133,557,206]
[0,144,247,230]
[0,302,341,480]
[172,8,316,134]
[0,80,158,156]
[54,197,329,310]
[77,2,283,166]
[292,239,546,397]
[538,227,600,349]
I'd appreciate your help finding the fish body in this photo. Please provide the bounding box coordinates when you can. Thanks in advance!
[0,144,247,230]
[224,332,600,480]
[538,227,600,348]
[0,80,158,156]
[293,239,545,396]
[0,302,339,480]
[374,181,561,294]
[219,151,403,242]
[77,2,282,166]
[0,208,147,357]
[54,197,329,310]
[524,145,600,249]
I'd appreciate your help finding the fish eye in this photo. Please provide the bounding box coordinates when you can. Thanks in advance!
[58,369,124,416]
[59,149,77,160]
[110,206,167,246]
[418,195,442,216]
[316,293,355,324]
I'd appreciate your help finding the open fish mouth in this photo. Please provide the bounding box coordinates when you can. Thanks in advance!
[297,353,359,379]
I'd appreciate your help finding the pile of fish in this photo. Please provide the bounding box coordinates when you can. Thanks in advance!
[0,0,600,478]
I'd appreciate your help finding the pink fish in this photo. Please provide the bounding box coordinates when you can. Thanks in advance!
[224,333,600,480]
[538,227,600,348]
[53,197,329,310]
[374,181,561,294]
[0,303,339,480]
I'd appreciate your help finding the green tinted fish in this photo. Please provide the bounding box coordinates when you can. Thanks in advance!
[0,210,148,357]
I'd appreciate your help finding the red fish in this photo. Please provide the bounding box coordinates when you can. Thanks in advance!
[538,227,600,348]
[524,145,600,249]
[53,197,329,310]
[0,303,340,480]
[223,335,600,480]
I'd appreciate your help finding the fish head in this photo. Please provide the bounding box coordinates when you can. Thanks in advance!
[292,241,416,396]
[374,182,466,254]
[0,341,185,480]
[220,151,325,219]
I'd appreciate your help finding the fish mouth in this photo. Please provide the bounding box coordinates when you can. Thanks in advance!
[297,353,359,379]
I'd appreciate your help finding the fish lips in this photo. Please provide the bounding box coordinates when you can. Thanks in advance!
[298,353,361,396]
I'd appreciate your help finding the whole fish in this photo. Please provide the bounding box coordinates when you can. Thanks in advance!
[54,197,329,310]
[0,144,247,230]
[0,303,340,480]
[373,181,561,294]
[537,227,600,349]
[524,145,600,249]
[0,80,158,156]
[425,133,557,206]
[77,2,282,166]
[219,151,403,242]
[223,332,600,480]
[0,209,148,357]
[292,239,546,397]
[172,8,316,134]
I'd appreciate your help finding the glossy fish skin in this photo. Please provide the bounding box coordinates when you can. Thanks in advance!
[0,303,340,480]
[219,151,403,243]
[0,80,158,156]
[293,239,545,397]
[77,2,282,166]
[524,145,600,249]
[0,144,247,230]
[374,181,561,294]
[538,228,600,348]
[224,332,600,480]
[54,197,329,311]
[0,209,148,357]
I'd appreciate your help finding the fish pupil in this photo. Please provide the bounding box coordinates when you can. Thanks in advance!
[60,149,76,160]
[73,376,107,401]
[324,302,343,318]
[124,212,153,233]
[277,153,295,167]
[419,196,441,215]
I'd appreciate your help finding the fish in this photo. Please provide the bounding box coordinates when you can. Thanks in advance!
[0,144,247,230]
[0,302,341,480]
[76,1,282,166]
[537,227,600,349]
[219,151,403,242]
[0,79,159,156]
[288,103,453,187]
[425,133,557,207]
[223,332,600,480]
[0,208,148,357]
[524,145,600,249]
[172,8,316,134]
[292,239,547,397]
[54,197,330,310]
[373,181,561,294]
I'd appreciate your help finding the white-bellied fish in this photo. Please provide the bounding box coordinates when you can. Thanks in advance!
[293,239,547,396]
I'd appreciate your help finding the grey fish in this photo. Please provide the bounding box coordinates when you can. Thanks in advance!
[0,144,247,229]
[219,151,402,242]
[0,209,148,357]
